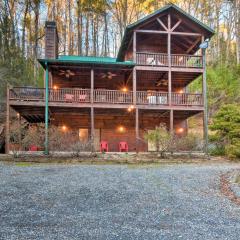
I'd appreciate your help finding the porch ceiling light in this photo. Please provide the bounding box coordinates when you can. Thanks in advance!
[127,105,134,112]
[61,125,67,132]
[122,87,128,92]
[53,85,58,90]
[118,126,125,133]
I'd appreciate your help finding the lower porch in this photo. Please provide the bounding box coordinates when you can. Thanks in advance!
[7,106,204,153]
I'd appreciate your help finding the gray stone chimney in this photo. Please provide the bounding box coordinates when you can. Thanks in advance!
[45,21,58,59]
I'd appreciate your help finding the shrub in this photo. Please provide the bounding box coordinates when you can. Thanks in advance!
[210,104,240,159]
[144,124,172,158]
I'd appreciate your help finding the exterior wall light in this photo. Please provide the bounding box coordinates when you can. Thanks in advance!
[118,126,125,133]
[176,127,184,134]
[53,85,58,90]
[122,87,128,92]
[61,125,67,132]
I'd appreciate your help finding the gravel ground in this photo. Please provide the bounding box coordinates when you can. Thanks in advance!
[0,162,240,240]
[229,170,240,198]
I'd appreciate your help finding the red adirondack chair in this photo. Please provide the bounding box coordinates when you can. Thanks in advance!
[100,141,108,152]
[29,145,38,151]
[119,142,128,152]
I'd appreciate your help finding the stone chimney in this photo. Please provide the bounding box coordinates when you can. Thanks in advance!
[45,21,58,59]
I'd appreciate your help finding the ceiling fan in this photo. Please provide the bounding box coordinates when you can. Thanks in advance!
[155,72,168,87]
[59,69,75,78]
[100,71,117,80]
[156,78,168,87]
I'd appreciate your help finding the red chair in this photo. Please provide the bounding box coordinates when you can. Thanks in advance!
[100,141,108,152]
[119,142,128,152]
[64,94,74,102]
[29,145,38,151]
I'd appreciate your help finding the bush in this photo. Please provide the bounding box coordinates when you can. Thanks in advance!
[210,104,240,159]
[144,124,172,158]
[173,134,203,152]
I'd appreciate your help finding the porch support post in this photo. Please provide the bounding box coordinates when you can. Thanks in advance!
[44,62,49,155]
[170,109,174,135]
[133,31,136,62]
[201,35,208,154]
[5,86,10,154]
[135,108,139,153]
[91,69,94,104]
[133,67,136,105]
[168,70,172,106]
[168,14,172,106]
[90,69,94,152]
[202,51,208,154]
[18,114,21,150]
[90,107,94,152]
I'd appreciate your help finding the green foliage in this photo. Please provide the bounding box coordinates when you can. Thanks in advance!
[0,56,43,100]
[144,124,171,157]
[210,104,240,159]
[189,64,240,116]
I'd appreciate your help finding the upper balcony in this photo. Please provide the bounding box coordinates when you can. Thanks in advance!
[136,52,203,68]
[9,87,203,110]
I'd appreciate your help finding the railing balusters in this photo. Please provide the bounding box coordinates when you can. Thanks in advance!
[9,87,203,107]
[136,52,203,68]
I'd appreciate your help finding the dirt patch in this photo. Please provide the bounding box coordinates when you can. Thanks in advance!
[220,171,240,205]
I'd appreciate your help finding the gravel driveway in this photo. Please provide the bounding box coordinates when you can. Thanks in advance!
[0,162,240,240]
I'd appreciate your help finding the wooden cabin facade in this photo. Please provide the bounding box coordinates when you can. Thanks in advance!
[6,4,214,153]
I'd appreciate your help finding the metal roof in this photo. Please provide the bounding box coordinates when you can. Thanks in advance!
[38,55,135,68]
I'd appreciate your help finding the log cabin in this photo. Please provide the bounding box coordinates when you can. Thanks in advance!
[6,4,214,153]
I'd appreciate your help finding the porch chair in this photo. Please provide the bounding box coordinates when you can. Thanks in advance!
[64,93,74,102]
[29,145,38,151]
[79,94,87,102]
[100,141,108,152]
[119,141,128,152]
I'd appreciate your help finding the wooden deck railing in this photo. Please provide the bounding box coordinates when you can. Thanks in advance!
[9,87,45,101]
[137,91,168,105]
[49,88,91,102]
[94,89,133,104]
[172,93,203,106]
[9,87,203,106]
[136,52,168,66]
[136,52,203,68]
[171,54,202,68]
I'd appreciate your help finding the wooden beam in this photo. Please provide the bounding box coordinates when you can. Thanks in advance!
[157,18,168,31]
[171,19,182,32]
[133,67,137,105]
[186,37,201,54]
[168,14,171,30]
[133,31,136,62]
[90,107,94,152]
[168,70,172,106]
[5,86,10,154]
[135,108,139,153]
[171,32,202,36]
[91,69,94,104]
[170,110,174,135]
[136,30,202,36]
